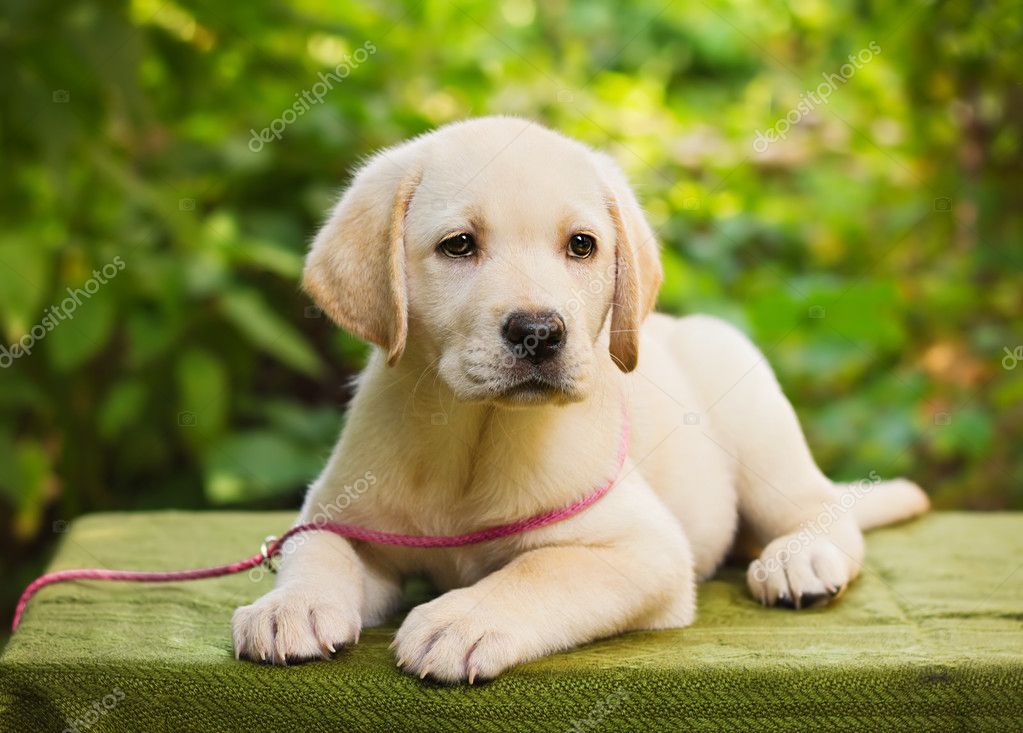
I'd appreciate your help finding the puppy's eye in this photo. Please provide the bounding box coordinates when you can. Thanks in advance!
[438,233,476,258]
[568,233,596,259]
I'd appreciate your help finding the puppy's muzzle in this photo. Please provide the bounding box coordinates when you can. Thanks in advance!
[502,310,566,365]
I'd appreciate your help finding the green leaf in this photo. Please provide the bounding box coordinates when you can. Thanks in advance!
[0,236,51,338]
[176,348,229,444]
[746,289,802,342]
[930,407,993,460]
[219,288,323,377]
[227,238,305,279]
[204,430,319,504]
[821,282,904,350]
[127,311,182,368]
[0,438,53,539]
[256,399,342,445]
[46,290,116,372]
[98,381,147,440]
[0,430,17,504]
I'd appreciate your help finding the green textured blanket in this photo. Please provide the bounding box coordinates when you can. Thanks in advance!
[1,511,1021,732]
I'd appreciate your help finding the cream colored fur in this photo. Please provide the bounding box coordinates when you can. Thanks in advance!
[232,117,929,683]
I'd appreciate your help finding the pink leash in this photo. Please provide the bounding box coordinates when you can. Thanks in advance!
[12,410,629,632]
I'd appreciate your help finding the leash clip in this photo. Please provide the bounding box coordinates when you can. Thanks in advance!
[259,535,281,574]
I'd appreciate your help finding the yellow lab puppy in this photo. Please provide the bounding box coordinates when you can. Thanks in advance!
[233,117,928,683]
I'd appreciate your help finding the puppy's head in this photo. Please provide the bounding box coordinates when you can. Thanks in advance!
[304,117,662,406]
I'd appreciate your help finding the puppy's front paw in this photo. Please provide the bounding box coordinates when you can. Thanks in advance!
[232,586,360,664]
[747,536,851,609]
[393,589,522,684]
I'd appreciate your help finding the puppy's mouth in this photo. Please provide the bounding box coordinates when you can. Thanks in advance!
[456,350,587,406]
[458,369,580,406]
[493,374,580,406]
[503,376,560,396]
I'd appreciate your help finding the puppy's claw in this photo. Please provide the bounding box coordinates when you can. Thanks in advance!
[419,667,430,680]
[468,666,479,685]
[798,592,829,609]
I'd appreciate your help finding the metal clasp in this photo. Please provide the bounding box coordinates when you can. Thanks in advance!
[259,535,281,574]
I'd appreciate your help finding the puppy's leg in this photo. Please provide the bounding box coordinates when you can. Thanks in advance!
[673,316,864,608]
[723,362,863,608]
[233,533,372,664]
[393,523,694,683]
[360,554,405,627]
[741,469,863,609]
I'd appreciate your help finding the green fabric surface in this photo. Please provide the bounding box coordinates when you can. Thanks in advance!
[1,511,1021,732]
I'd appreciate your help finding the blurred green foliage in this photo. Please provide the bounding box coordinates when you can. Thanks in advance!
[1,0,1021,623]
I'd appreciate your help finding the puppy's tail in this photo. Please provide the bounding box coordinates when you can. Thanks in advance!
[833,477,930,531]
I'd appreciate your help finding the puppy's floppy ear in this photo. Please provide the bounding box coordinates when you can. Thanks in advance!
[303,142,423,366]
[593,152,664,372]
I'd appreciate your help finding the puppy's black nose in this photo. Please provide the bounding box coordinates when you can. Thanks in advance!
[502,311,566,365]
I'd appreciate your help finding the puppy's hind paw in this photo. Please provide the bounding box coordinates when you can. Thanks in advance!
[747,537,851,610]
